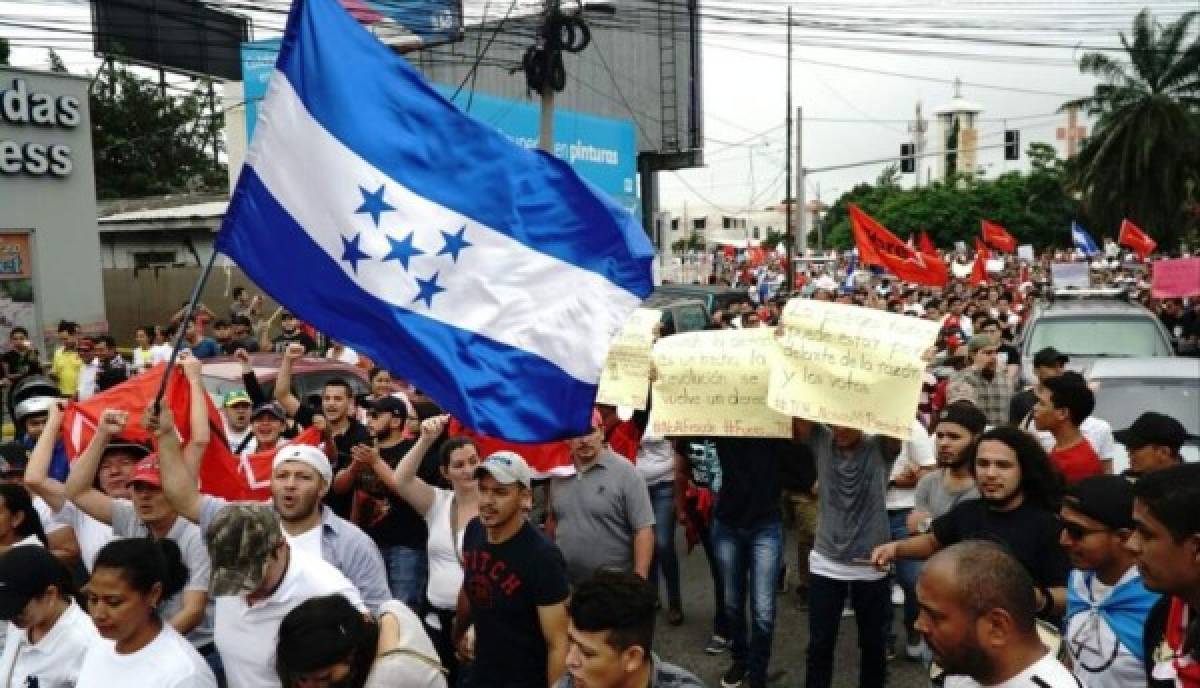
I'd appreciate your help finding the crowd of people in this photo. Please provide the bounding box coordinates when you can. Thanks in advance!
[0,249,1192,688]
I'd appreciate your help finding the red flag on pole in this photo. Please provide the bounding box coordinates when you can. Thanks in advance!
[919,231,936,256]
[981,220,1017,253]
[62,364,250,500]
[848,204,948,287]
[970,239,990,286]
[1118,219,1157,260]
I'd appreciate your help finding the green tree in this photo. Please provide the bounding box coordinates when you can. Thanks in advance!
[91,61,226,199]
[1063,9,1200,251]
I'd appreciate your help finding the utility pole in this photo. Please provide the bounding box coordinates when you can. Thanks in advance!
[536,0,560,152]
[526,0,598,153]
[796,106,805,252]
[784,6,794,289]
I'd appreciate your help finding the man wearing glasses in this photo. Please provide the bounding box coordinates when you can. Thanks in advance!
[1060,475,1159,687]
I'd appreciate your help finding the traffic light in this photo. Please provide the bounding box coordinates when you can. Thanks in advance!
[1004,130,1020,160]
[900,143,915,173]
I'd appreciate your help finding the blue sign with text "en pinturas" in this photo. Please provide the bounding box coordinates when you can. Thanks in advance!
[241,39,638,213]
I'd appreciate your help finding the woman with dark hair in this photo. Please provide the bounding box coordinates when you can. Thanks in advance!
[76,538,215,688]
[0,545,99,687]
[364,415,479,680]
[276,594,446,688]
[0,483,47,552]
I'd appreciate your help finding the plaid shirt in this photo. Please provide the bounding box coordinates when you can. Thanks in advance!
[946,367,1015,426]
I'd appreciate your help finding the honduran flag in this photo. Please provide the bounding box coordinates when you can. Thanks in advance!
[216,0,654,442]
[1071,221,1101,257]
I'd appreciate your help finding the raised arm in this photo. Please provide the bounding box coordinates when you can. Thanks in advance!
[366,415,446,515]
[273,342,304,417]
[235,348,267,407]
[179,352,210,475]
[145,404,203,524]
[62,409,129,525]
[24,400,68,510]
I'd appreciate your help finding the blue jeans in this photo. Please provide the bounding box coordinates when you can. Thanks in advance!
[885,508,922,641]
[712,516,782,688]
[647,481,682,609]
[806,573,890,688]
[380,543,428,609]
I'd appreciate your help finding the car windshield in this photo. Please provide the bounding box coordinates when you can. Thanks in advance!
[1028,317,1171,357]
[1093,379,1200,436]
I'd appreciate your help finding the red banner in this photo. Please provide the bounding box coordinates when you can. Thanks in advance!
[919,231,936,256]
[1118,219,1157,260]
[981,220,1017,253]
[848,204,948,287]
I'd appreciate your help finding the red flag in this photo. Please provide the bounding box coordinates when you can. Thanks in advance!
[1119,219,1157,260]
[848,204,948,287]
[447,418,574,478]
[919,231,936,256]
[747,246,767,267]
[236,425,327,501]
[62,364,250,500]
[981,220,1017,253]
[970,239,990,286]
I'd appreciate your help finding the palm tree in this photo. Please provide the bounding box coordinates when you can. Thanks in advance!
[1063,9,1200,251]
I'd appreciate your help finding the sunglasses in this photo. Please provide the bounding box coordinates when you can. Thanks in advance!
[1061,521,1109,541]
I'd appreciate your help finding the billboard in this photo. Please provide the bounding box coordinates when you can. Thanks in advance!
[342,0,464,51]
[240,40,638,213]
[91,0,249,80]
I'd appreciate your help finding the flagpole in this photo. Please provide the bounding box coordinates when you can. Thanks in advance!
[153,250,220,410]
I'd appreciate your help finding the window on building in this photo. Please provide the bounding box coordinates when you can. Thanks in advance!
[722,216,732,229]
[752,227,761,239]
[671,218,679,231]
[132,251,177,269]
[693,218,706,231]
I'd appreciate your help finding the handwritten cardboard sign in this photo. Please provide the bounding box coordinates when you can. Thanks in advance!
[595,308,661,410]
[648,328,791,438]
[767,299,938,439]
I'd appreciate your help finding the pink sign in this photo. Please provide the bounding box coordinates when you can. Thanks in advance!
[1152,258,1200,298]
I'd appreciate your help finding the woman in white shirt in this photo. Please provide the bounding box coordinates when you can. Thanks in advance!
[275,593,446,688]
[0,545,99,687]
[361,415,479,683]
[76,537,216,688]
[130,327,169,374]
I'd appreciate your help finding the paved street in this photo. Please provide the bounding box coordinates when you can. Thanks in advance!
[654,529,929,687]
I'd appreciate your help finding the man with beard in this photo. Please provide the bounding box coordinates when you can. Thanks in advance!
[1126,463,1200,688]
[342,395,442,608]
[946,335,1014,427]
[914,541,1079,687]
[158,406,391,614]
[872,427,1069,621]
[262,312,317,353]
[908,402,986,539]
[454,452,570,688]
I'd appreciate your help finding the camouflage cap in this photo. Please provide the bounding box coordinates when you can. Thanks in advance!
[205,504,283,597]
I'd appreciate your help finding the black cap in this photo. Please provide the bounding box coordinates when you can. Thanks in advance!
[1032,347,1069,368]
[0,546,70,621]
[102,440,152,460]
[1064,475,1135,530]
[251,401,288,421]
[937,401,988,435]
[1115,412,1187,452]
[361,395,408,417]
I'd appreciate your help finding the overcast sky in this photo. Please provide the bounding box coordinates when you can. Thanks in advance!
[3,0,1195,220]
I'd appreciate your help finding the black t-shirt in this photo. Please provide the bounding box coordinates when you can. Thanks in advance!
[709,437,791,528]
[293,413,372,518]
[1,349,40,380]
[271,330,317,353]
[462,518,569,687]
[353,440,440,549]
[932,498,1069,587]
[777,440,817,492]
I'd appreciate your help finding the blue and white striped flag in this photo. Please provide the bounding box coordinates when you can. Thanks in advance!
[216,0,654,442]
[1071,221,1100,257]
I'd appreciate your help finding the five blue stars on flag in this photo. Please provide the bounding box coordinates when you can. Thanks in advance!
[340,183,469,308]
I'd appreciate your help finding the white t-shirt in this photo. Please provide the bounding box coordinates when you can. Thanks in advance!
[284,524,323,559]
[809,550,887,582]
[32,497,65,534]
[76,360,101,401]
[1035,416,1116,461]
[0,600,98,688]
[422,488,464,611]
[363,600,448,688]
[635,436,675,486]
[944,651,1079,687]
[1064,568,1145,688]
[76,625,214,688]
[886,419,938,510]
[52,502,113,572]
[214,548,364,688]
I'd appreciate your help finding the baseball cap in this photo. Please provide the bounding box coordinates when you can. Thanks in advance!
[251,401,287,422]
[361,395,408,417]
[1115,412,1187,452]
[206,504,283,597]
[937,401,988,436]
[102,440,152,461]
[127,454,162,488]
[272,444,332,484]
[0,546,70,621]
[1032,347,1069,368]
[1064,475,1135,530]
[966,334,995,355]
[475,451,532,488]
[223,390,252,407]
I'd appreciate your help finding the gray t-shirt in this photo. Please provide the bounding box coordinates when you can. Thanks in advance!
[811,424,892,564]
[913,470,979,520]
[550,451,656,583]
[111,500,213,650]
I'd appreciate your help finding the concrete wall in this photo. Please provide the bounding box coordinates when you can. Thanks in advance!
[0,67,107,351]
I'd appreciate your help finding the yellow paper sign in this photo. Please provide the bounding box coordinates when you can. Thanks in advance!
[649,328,791,438]
[595,308,662,410]
[768,299,938,439]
